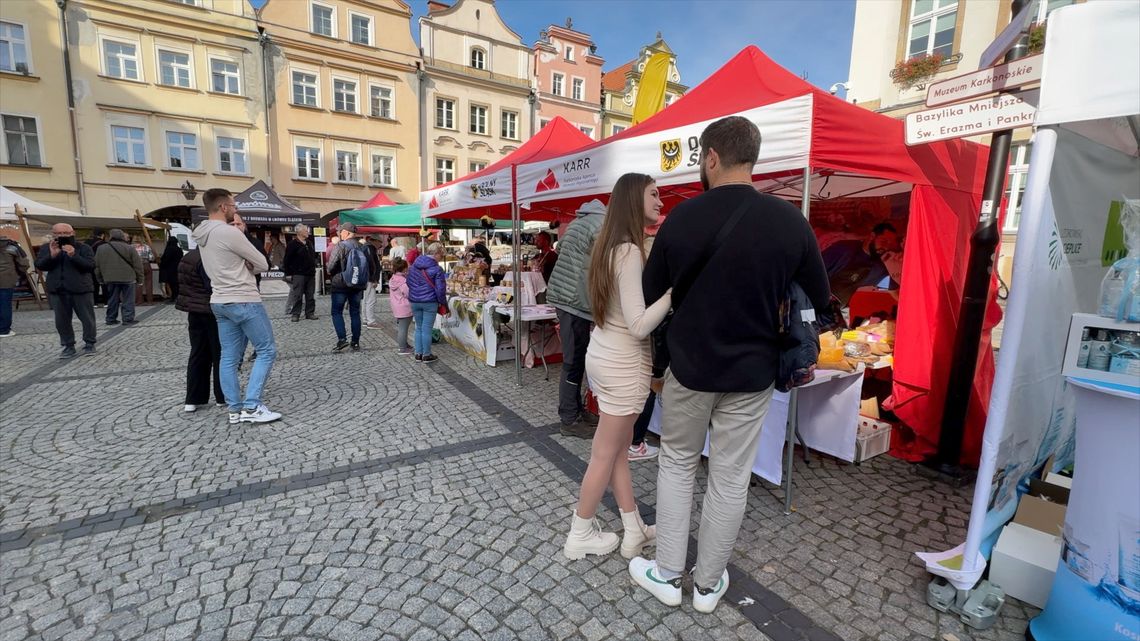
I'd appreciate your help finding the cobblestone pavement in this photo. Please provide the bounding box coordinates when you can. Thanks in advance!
[0,298,1037,640]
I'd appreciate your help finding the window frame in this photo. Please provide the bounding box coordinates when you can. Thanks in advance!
[564,44,574,62]
[335,149,361,184]
[434,156,455,186]
[469,160,487,174]
[108,123,149,167]
[578,125,594,138]
[469,103,488,136]
[368,83,394,119]
[332,77,358,114]
[309,1,337,38]
[611,124,626,135]
[434,97,456,130]
[347,10,373,46]
[100,34,143,82]
[571,76,585,102]
[164,130,200,170]
[470,47,486,70]
[551,72,565,97]
[208,55,242,96]
[370,151,396,187]
[906,0,959,60]
[1002,141,1033,233]
[155,46,194,89]
[216,135,249,175]
[500,109,518,141]
[294,142,322,180]
[0,112,43,166]
[291,69,320,108]
[0,20,32,75]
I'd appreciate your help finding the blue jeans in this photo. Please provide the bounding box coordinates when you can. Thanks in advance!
[211,302,278,411]
[105,282,136,322]
[411,301,438,356]
[331,289,362,343]
[0,288,12,334]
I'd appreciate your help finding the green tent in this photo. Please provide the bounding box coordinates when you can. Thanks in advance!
[339,204,514,230]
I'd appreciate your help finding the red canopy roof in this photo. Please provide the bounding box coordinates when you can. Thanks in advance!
[358,191,397,209]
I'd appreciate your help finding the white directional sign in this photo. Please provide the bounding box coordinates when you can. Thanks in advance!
[926,55,1043,107]
[905,89,1038,146]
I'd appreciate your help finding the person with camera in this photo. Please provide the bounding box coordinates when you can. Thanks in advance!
[35,223,98,358]
[283,224,317,322]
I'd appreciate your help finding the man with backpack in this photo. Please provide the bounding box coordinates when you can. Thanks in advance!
[326,222,368,352]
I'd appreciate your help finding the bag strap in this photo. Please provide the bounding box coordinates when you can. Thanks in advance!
[111,243,135,271]
[671,198,752,311]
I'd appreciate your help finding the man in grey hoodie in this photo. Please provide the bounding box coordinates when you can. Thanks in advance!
[192,188,280,425]
[545,199,606,438]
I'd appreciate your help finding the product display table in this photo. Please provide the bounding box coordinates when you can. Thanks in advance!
[440,297,561,369]
[493,304,561,375]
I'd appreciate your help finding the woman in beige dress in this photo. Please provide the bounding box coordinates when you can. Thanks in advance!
[563,173,672,560]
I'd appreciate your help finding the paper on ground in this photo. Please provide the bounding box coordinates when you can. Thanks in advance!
[916,544,985,590]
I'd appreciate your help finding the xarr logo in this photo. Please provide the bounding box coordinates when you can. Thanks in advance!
[535,169,560,193]
[428,195,439,209]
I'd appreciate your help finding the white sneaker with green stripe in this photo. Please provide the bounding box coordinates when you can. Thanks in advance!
[692,568,730,613]
[628,557,682,606]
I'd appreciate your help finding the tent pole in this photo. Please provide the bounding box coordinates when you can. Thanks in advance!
[511,164,522,387]
[135,209,153,247]
[13,204,44,308]
[800,167,812,220]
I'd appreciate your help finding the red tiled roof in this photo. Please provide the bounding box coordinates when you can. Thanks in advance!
[602,60,635,92]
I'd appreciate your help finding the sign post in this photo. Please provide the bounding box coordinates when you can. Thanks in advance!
[925,55,1043,107]
[905,89,1038,145]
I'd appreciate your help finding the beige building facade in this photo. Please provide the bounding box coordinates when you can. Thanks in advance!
[419,0,534,188]
[0,0,81,213]
[59,0,268,220]
[600,35,685,139]
[257,0,421,213]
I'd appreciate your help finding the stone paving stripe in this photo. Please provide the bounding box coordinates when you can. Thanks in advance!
[0,431,523,554]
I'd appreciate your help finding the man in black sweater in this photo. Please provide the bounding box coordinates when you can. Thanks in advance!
[633,116,830,613]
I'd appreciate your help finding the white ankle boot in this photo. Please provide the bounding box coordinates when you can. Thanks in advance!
[563,512,620,560]
[620,509,656,559]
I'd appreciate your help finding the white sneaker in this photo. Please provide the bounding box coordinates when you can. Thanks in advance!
[692,568,730,614]
[628,557,682,607]
[183,404,198,413]
[240,405,282,424]
[563,512,620,560]
[628,442,659,461]
[228,412,241,425]
[0,330,13,337]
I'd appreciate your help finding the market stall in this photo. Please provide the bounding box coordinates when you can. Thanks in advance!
[514,45,992,466]
[912,4,1140,638]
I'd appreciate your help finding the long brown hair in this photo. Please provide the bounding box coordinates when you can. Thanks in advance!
[588,173,655,327]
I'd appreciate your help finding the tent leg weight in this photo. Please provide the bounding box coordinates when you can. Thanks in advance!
[927,577,1004,630]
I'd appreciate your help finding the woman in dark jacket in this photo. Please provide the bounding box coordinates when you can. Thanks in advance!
[176,249,225,412]
[159,236,184,303]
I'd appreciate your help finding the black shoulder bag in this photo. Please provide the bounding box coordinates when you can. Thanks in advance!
[650,199,752,373]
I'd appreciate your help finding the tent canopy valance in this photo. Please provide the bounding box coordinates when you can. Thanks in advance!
[191,180,320,226]
[1,187,164,230]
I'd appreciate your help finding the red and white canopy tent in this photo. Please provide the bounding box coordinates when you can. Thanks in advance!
[514,45,996,463]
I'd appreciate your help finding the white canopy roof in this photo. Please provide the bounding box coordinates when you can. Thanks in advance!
[0,186,163,230]
[0,186,80,220]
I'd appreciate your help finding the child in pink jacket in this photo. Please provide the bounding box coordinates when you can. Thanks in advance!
[389,258,413,354]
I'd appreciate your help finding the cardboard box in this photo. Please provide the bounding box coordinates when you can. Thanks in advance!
[1013,478,1070,537]
[991,522,1062,608]
[1062,313,1140,391]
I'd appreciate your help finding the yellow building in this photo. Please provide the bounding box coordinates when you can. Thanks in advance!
[419,0,534,187]
[600,34,686,139]
[58,0,268,220]
[257,0,421,213]
[0,0,81,212]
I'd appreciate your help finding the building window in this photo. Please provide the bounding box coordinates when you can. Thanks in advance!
[500,110,518,140]
[539,119,550,129]
[565,45,574,62]
[1003,142,1033,233]
[435,157,454,185]
[173,0,201,5]
[158,50,192,88]
[907,0,958,59]
[371,153,394,187]
[470,48,485,70]
[296,145,321,179]
[292,71,318,107]
[470,104,487,135]
[1,22,30,73]
[2,115,40,166]
[370,85,393,119]
[103,39,140,80]
[166,131,199,169]
[349,13,372,46]
[336,150,360,183]
[111,125,146,165]
[210,58,241,95]
[572,78,584,101]
[552,73,564,96]
[611,124,626,135]
[664,93,676,107]
[578,126,594,138]
[217,136,247,174]
[311,3,335,38]
[333,79,357,113]
[469,161,487,173]
[435,98,454,129]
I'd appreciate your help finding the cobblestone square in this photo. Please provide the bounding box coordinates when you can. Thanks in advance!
[1,299,1036,640]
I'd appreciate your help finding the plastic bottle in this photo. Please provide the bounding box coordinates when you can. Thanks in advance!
[1087,330,1113,371]
[1076,327,1091,368]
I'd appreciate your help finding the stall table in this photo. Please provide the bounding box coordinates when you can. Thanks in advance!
[493,304,561,376]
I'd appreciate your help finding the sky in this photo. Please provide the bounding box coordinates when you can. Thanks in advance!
[251,0,857,93]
